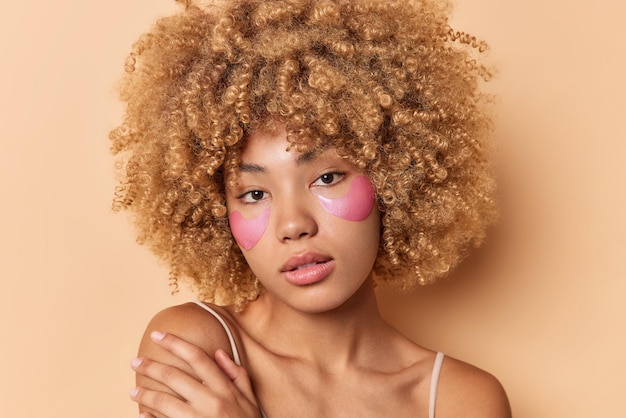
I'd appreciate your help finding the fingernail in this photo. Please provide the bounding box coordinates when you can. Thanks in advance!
[151,330,165,341]
[129,387,139,398]
[131,357,143,369]
[216,349,229,359]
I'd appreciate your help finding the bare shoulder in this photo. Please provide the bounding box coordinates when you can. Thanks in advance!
[435,355,511,418]
[136,302,235,385]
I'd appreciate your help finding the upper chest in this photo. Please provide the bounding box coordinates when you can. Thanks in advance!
[243,347,433,418]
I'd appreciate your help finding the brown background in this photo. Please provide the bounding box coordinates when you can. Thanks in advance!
[1,0,624,416]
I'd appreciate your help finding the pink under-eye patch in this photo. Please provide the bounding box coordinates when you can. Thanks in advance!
[229,206,270,250]
[317,175,375,221]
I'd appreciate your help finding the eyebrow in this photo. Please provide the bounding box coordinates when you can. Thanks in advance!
[237,149,322,173]
[296,149,320,165]
[238,163,267,173]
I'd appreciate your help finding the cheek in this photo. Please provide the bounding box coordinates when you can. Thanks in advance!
[229,206,270,250]
[317,176,375,222]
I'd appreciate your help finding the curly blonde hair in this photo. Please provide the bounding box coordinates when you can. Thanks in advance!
[110,0,497,308]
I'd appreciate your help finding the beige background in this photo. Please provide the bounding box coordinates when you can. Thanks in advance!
[1,0,624,417]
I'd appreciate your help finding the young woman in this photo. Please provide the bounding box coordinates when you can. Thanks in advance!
[110,0,511,416]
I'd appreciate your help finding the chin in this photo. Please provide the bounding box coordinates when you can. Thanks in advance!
[286,287,363,315]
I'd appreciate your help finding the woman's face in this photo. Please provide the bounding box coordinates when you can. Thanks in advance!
[225,129,381,314]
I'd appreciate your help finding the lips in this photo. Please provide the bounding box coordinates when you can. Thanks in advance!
[280,252,332,272]
[280,252,335,286]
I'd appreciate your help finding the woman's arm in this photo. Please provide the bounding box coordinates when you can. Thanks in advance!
[129,303,260,418]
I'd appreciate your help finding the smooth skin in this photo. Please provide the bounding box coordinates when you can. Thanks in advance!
[130,129,512,418]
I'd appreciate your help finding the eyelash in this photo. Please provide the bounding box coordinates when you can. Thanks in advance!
[312,171,345,186]
[238,190,268,203]
[236,171,346,203]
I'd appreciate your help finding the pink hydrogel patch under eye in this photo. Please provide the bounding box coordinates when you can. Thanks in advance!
[317,176,375,221]
[229,206,271,250]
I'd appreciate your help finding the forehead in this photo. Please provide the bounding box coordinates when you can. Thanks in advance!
[239,129,331,166]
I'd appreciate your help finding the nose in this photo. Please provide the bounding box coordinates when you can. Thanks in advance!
[274,195,319,242]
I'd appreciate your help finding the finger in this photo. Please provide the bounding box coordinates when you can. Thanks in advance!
[131,356,210,403]
[214,349,257,404]
[130,386,188,418]
[150,330,232,390]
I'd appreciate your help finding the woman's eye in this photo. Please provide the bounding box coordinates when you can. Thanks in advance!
[241,190,268,203]
[314,172,344,186]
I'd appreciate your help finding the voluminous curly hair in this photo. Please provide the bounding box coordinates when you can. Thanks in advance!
[110,0,497,308]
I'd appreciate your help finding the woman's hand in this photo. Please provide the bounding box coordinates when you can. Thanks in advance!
[130,330,261,418]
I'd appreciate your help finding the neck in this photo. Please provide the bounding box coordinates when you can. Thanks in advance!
[242,278,393,371]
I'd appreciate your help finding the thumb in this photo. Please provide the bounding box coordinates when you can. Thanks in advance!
[214,349,257,403]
